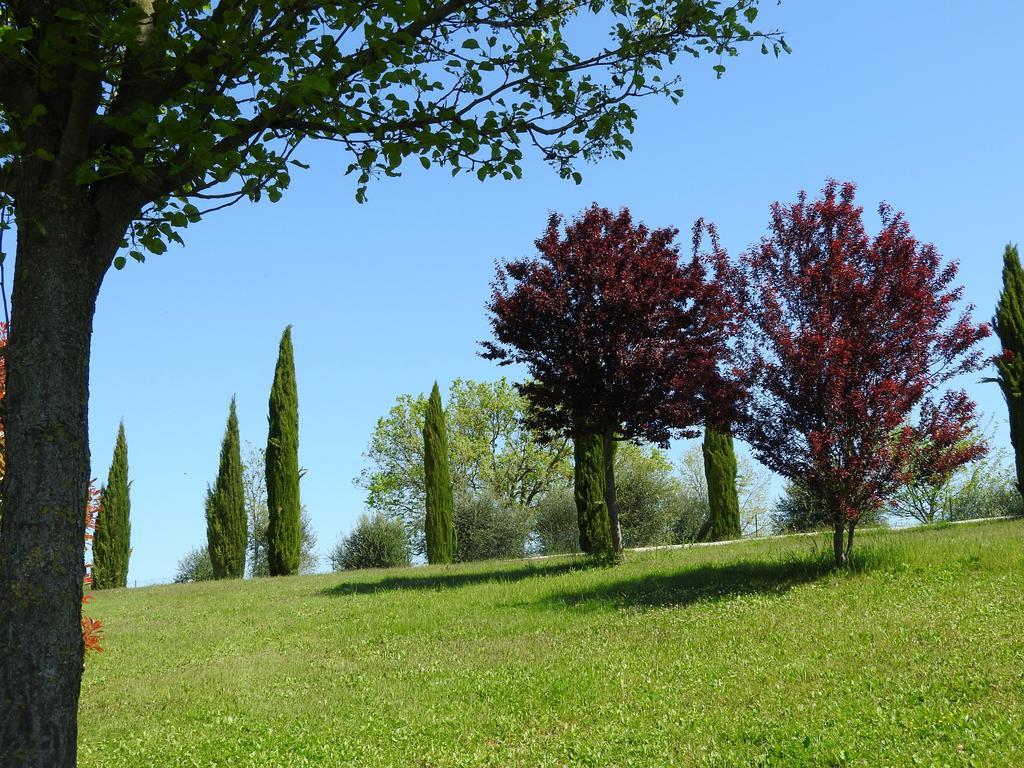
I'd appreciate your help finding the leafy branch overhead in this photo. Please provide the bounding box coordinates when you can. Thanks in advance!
[0,0,785,267]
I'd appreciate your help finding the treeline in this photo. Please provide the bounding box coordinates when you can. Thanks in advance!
[340,182,1024,568]
[340,377,774,569]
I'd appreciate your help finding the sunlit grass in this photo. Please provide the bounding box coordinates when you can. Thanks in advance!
[80,519,1024,767]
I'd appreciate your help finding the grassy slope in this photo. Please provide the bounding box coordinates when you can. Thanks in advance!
[80,520,1024,768]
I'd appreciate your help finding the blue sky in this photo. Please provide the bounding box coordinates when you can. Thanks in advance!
[77,1,1023,583]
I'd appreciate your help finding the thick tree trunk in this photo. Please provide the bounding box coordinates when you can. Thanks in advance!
[832,520,847,566]
[602,432,623,558]
[0,193,108,767]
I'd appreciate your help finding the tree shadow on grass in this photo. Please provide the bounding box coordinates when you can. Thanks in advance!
[320,557,589,597]
[544,553,839,611]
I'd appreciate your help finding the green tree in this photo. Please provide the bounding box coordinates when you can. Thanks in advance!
[702,426,741,540]
[453,491,531,562]
[615,443,685,548]
[0,1,783,758]
[574,433,612,556]
[205,397,247,578]
[358,378,572,552]
[243,443,318,577]
[266,326,301,576]
[993,244,1024,498]
[423,383,456,564]
[92,423,131,590]
[173,547,215,584]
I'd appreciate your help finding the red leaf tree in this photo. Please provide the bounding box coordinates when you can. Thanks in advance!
[738,180,990,564]
[483,205,737,555]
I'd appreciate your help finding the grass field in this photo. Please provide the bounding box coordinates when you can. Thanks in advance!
[79,519,1024,767]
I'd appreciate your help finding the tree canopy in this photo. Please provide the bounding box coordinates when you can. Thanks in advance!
[737,180,990,564]
[0,0,784,254]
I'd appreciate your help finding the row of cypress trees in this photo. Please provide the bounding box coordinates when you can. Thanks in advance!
[205,326,302,578]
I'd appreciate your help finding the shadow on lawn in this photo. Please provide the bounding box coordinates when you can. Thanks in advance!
[321,557,588,597]
[545,554,838,610]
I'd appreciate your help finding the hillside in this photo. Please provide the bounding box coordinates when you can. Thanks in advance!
[79,520,1024,767]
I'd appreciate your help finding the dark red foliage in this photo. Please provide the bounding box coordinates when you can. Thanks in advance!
[738,180,990,540]
[483,204,738,444]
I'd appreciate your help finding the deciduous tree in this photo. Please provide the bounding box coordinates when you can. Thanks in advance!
[738,180,989,565]
[484,207,737,556]
[0,1,784,760]
[358,378,571,552]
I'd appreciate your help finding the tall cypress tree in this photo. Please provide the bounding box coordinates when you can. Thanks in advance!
[703,425,741,540]
[93,422,131,589]
[994,244,1024,497]
[266,326,301,576]
[206,397,247,578]
[574,432,612,555]
[423,382,455,563]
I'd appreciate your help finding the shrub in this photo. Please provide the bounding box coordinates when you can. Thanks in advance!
[771,483,886,534]
[670,492,708,544]
[615,448,682,548]
[331,514,410,571]
[533,489,580,555]
[174,547,215,583]
[454,492,531,562]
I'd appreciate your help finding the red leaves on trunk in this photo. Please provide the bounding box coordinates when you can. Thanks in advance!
[737,180,990,526]
[483,205,737,443]
[82,483,103,653]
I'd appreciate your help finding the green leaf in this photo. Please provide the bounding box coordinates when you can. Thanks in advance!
[113,255,127,270]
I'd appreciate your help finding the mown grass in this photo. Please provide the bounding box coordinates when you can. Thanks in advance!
[79,520,1024,767]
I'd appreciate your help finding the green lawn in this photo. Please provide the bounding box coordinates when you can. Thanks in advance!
[80,520,1024,767]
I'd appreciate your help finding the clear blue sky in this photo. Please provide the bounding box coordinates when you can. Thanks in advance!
[75,1,1023,584]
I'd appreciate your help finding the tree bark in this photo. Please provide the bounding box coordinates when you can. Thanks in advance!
[602,432,623,558]
[832,520,847,567]
[0,189,111,767]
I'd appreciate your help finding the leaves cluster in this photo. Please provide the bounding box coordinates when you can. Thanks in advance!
[0,0,784,266]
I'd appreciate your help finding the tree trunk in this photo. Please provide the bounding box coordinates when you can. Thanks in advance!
[832,520,847,567]
[845,520,856,560]
[602,432,623,558]
[0,193,108,767]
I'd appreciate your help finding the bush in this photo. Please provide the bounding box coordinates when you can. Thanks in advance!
[670,492,708,543]
[615,447,683,548]
[454,492,531,562]
[330,514,410,571]
[533,489,580,555]
[771,483,887,534]
[174,546,215,583]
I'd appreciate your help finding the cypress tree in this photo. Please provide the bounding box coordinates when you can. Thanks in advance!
[703,425,741,541]
[266,326,301,576]
[423,382,455,563]
[93,422,131,589]
[574,432,612,555]
[206,397,247,578]
[994,244,1024,497]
